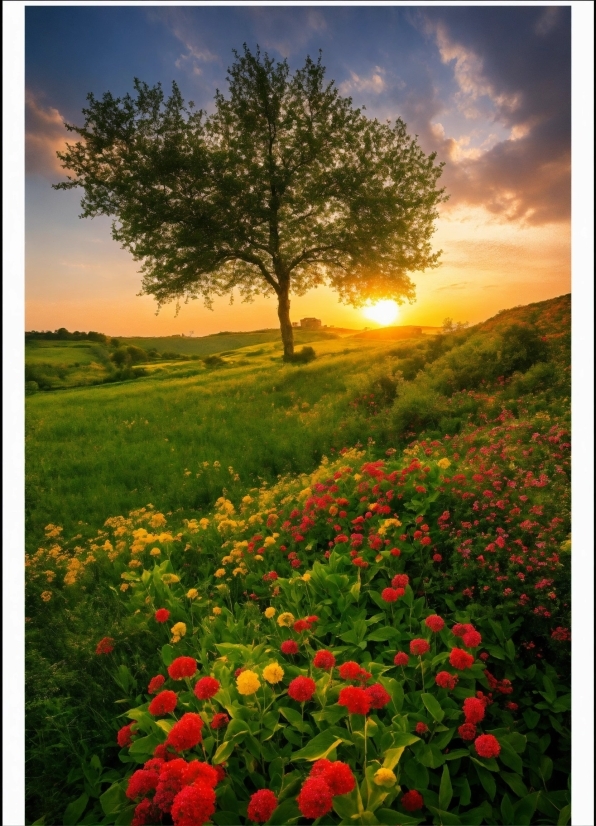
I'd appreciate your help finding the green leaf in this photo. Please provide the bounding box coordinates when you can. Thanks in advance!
[416,744,445,769]
[212,813,242,825]
[513,792,540,825]
[382,747,405,771]
[444,749,470,761]
[523,708,540,729]
[500,771,528,799]
[390,731,420,749]
[473,763,496,801]
[267,798,301,825]
[505,639,516,661]
[557,804,571,826]
[367,626,399,642]
[161,644,176,667]
[375,810,423,825]
[278,706,304,727]
[427,806,461,825]
[499,741,523,774]
[213,736,242,764]
[63,793,89,826]
[439,764,453,811]
[350,580,361,601]
[100,783,127,816]
[129,734,160,756]
[420,693,445,723]
[501,793,515,825]
[292,730,344,761]
[503,732,526,753]
[403,758,429,789]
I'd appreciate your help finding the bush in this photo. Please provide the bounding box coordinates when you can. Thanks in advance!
[203,355,226,368]
[25,380,39,394]
[284,346,317,364]
[392,383,450,434]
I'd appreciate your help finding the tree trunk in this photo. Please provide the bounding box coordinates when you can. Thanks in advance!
[277,286,295,359]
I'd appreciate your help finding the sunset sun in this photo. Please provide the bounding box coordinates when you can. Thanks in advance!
[362,299,399,326]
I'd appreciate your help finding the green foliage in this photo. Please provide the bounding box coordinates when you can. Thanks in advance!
[284,346,316,364]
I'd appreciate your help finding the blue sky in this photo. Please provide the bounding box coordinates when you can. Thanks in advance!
[25,4,572,335]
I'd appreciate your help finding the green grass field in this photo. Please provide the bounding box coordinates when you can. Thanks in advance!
[25,336,408,552]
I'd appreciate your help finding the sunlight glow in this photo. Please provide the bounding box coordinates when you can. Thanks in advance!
[362,299,399,326]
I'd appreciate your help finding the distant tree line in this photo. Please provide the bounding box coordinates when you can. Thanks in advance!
[26,328,108,342]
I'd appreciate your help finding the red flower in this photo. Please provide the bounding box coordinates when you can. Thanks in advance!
[462,629,482,648]
[306,616,320,624]
[452,623,474,638]
[132,799,162,826]
[95,637,115,655]
[194,677,220,700]
[210,713,229,730]
[168,657,198,681]
[149,690,178,716]
[280,640,299,655]
[410,639,430,656]
[392,574,409,588]
[297,777,334,819]
[338,661,362,681]
[153,758,188,812]
[117,723,136,748]
[338,686,371,716]
[449,648,474,670]
[425,615,445,632]
[247,789,278,823]
[435,671,458,690]
[153,743,177,761]
[463,697,485,724]
[155,608,170,623]
[293,619,311,633]
[381,587,400,603]
[313,650,336,670]
[214,764,226,783]
[432,554,442,562]
[322,762,356,796]
[148,674,166,695]
[365,683,391,709]
[475,734,501,758]
[126,768,160,800]
[309,759,332,778]
[506,702,519,712]
[166,713,204,752]
[143,757,165,772]
[393,652,409,667]
[390,548,401,557]
[458,723,477,741]
[183,761,219,788]
[415,722,429,735]
[288,676,317,702]
[401,790,424,812]
[170,783,216,826]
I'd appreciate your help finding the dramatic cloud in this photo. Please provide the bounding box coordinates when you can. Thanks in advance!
[417,7,571,225]
[26,92,69,177]
[245,7,327,58]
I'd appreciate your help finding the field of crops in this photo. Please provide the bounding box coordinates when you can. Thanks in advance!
[25,295,571,826]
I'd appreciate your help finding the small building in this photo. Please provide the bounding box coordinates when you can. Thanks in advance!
[300,317,322,330]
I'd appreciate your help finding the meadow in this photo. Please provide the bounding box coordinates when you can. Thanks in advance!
[25,295,571,826]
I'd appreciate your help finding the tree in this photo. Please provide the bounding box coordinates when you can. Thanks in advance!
[54,46,447,358]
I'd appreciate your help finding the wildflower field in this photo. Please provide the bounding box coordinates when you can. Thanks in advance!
[25,295,571,826]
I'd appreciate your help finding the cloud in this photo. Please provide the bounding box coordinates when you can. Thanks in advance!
[435,281,470,291]
[26,91,70,177]
[148,8,219,75]
[339,67,387,96]
[412,8,571,225]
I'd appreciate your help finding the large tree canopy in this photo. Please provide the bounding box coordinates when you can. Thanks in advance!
[55,46,447,357]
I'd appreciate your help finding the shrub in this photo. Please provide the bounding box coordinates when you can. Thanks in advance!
[203,355,226,368]
[284,346,316,364]
[392,383,450,434]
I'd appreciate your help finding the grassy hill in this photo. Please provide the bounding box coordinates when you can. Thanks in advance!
[24,294,571,826]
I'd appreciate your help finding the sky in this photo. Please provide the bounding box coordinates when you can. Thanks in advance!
[24,3,573,336]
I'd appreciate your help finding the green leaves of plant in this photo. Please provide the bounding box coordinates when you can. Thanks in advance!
[63,793,89,825]
[438,764,453,811]
[420,692,445,722]
[291,729,344,761]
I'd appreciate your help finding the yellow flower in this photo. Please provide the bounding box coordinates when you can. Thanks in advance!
[437,458,451,470]
[186,588,199,600]
[236,670,261,695]
[162,574,180,585]
[254,555,264,562]
[263,663,284,684]
[264,607,276,619]
[301,573,312,582]
[215,584,229,593]
[212,606,222,616]
[172,636,181,644]
[242,495,253,505]
[150,547,161,556]
[170,622,187,638]
[264,536,276,547]
[277,612,295,628]
[329,505,338,516]
[374,768,397,787]
[215,568,227,578]
[120,583,130,592]
[221,556,234,565]
[149,513,167,528]
[199,518,210,529]
[41,591,52,602]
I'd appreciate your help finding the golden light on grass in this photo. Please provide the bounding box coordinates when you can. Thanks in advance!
[362,299,399,326]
